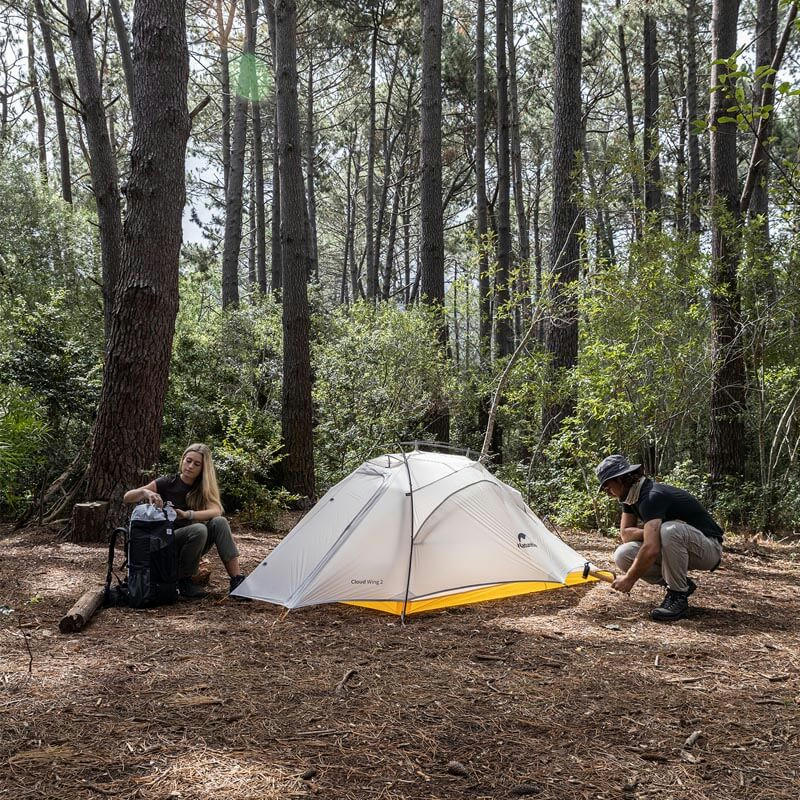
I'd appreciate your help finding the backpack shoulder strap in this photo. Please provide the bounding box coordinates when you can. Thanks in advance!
[105,526,128,595]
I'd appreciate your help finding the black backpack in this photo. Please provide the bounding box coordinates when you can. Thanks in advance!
[105,505,178,608]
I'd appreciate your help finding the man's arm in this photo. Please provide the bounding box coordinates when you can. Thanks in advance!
[611,518,662,593]
[619,511,643,542]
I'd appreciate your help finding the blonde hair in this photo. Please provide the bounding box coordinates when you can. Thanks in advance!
[181,443,224,514]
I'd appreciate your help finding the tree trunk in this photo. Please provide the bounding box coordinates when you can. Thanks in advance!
[276,0,315,499]
[507,0,530,325]
[265,0,282,298]
[69,0,190,541]
[365,21,379,299]
[749,0,779,235]
[708,0,745,487]
[34,0,71,203]
[643,13,662,226]
[108,0,135,107]
[420,0,448,442]
[67,0,123,345]
[616,0,641,240]
[26,12,48,180]
[253,98,267,293]
[306,54,319,282]
[476,0,491,351]
[686,0,701,234]
[216,0,235,196]
[222,0,258,309]
[494,0,513,359]
[248,150,256,286]
[542,0,582,441]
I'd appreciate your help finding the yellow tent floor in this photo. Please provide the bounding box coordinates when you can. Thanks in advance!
[342,570,606,616]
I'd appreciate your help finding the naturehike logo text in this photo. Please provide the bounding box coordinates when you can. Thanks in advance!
[517,533,537,549]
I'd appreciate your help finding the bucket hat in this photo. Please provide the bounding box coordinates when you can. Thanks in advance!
[595,454,641,491]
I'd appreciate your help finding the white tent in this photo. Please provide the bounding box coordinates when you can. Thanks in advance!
[233,449,605,615]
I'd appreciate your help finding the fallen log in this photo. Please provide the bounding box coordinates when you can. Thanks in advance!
[59,586,106,634]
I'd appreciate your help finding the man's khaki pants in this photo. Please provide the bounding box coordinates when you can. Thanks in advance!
[613,520,722,593]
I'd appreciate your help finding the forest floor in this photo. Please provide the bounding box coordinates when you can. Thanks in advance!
[0,516,798,800]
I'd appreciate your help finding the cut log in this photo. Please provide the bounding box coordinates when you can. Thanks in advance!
[59,587,106,633]
[70,501,110,542]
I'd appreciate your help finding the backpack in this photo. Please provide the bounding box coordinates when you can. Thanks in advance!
[105,503,178,608]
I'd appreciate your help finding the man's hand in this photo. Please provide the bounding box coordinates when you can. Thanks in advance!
[611,572,637,594]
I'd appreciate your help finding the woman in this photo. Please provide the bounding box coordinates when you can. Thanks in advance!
[123,443,246,599]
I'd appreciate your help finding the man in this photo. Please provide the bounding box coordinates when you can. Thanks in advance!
[596,454,723,622]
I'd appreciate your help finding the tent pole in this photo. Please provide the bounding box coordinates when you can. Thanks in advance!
[399,444,415,625]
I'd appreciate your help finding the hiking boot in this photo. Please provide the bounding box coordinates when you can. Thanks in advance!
[178,578,207,600]
[686,577,697,596]
[650,588,689,622]
[229,574,249,601]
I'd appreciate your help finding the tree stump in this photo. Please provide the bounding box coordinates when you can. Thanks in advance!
[70,501,109,542]
[59,587,106,633]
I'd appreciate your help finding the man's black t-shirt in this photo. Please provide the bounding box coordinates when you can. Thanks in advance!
[621,478,723,541]
[155,474,196,528]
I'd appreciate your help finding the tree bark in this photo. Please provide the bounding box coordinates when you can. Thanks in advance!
[276,0,315,499]
[542,0,582,441]
[67,0,190,541]
[494,0,513,359]
[216,0,236,196]
[616,0,641,239]
[746,0,780,233]
[264,0,282,298]
[643,12,662,226]
[108,0,135,107]
[26,12,48,180]
[253,98,267,293]
[708,0,745,487]
[222,0,258,309]
[365,20,379,299]
[306,54,319,282]
[507,0,530,326]
[66,0,123,344]
[476,0,491,351]
[420,0,448,442]
[686,0,701,234]
[34,0,71,203]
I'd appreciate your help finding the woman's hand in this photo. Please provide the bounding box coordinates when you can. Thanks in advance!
[175,508,194,521]
[143,489,163,508]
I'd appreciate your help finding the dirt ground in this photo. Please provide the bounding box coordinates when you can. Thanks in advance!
[1,516,798,800]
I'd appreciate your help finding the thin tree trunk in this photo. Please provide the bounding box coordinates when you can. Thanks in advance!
[365,20,379,299]
[747,0,780,234]
[216,1,236,195]
[221,0,258,309]
[708,0,746,487]
[265,0,282,297]
[306,54,318,282]
[507,0,530,324]
[494,0,513,359]
[476,0,491,351]
[542,0,582,441]
[420,0,448,442]
[403,157,413,306]
[69,0,190,540]
[686,0,701,234]
[616,0,640,240]
[26,12,48,179]
[248,151,256,287]
[66,0,122,343]
[35,0,71,203]
[108,0,134,106]
[643,13,662,226]
[276,0,315,499]
[253,98,267,293]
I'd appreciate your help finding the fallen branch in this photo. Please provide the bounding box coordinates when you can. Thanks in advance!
[334,668,357,695]
[59,586,105,634]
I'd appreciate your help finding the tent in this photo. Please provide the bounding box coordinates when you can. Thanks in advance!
[233,449,607,616]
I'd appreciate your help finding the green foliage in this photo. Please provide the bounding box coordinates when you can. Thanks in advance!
[313,301,453,487]
[0,386,49,513]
